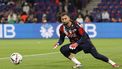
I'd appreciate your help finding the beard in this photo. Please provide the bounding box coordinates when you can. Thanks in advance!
[63,21,68,25]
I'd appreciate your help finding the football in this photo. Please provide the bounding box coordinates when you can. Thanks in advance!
[10,53,23,64]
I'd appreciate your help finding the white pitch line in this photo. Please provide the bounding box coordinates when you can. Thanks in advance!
[0,52,59,60]
[0,57,9,60]
[24,52,59,57]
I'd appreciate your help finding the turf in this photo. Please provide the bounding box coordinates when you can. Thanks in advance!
[0,39,122,69]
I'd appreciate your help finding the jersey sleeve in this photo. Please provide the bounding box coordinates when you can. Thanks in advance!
[75,22,85,44]
[57,25,66,45]
[76,22,85,36]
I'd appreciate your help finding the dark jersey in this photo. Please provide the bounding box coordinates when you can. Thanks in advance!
[58,21,90,45]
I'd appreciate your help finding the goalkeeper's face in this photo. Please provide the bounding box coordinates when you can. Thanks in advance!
[61,15,70,25]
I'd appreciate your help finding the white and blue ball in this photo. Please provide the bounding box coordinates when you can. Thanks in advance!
[10,53,23,64]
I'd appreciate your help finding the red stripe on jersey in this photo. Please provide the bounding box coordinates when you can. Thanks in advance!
[74,21,85,36]
[59,25,64,33]
[78,27,84,36]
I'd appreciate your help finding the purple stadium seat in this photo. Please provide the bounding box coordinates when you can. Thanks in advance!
[92,0,122,22]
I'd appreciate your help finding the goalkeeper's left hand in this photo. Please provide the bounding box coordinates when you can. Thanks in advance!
[69,43,78,50]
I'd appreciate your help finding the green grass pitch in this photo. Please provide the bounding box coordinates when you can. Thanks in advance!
[0,39,122,69]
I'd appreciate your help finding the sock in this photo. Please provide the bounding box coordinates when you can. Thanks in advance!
[108,59,116,65]
[70,57,81,65]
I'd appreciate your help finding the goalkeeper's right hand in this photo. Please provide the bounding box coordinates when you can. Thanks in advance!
[53,43,59,49]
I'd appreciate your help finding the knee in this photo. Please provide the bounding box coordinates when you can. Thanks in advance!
[60,46,69,54]
[60,46,70,58]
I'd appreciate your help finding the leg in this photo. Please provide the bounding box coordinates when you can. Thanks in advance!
[90,47,108,62]
[60,44,71,58]
[90,47,119,67]
[82,40,118,67]
[60,44,82,68]
[60,44,82,58]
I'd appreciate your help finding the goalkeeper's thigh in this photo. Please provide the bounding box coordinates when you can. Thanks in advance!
[60,44,71,58]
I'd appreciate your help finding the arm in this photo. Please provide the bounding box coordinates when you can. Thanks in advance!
[57,32,65,45]
[53,29,66,49]
[76,22,85,44]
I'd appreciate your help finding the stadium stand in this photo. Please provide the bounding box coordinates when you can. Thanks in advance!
[92,0,122,22]
[4,0,122,23]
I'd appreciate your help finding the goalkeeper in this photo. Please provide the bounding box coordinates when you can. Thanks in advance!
[53,12,119,68]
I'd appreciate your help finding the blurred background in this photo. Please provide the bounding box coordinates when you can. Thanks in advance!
[0,0,122,24]
[0,0,122,39]
[0,0,122,69]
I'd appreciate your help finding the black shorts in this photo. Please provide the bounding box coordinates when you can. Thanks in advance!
[61,39,95,54]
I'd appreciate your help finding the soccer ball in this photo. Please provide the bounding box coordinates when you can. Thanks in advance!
[10,53,23,64]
